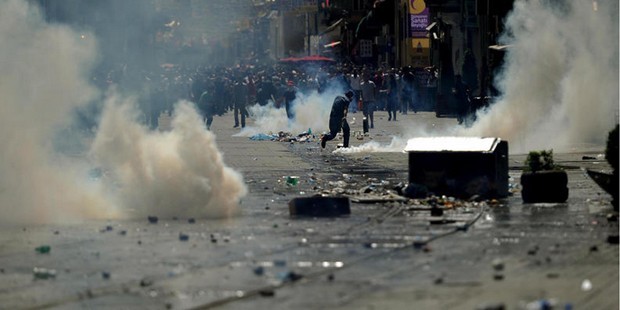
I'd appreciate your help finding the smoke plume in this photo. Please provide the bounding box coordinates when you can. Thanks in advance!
[464,0,619,153]
[0,0,246,224]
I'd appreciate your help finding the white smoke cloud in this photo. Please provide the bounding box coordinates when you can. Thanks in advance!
[235,87,340,137]
[91,97,246,219]
[0,0,246,224]
[0,0,110,224]
[333,0,619,155]
[463,0,619,153]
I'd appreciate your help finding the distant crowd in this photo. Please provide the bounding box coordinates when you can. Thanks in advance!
[93,61,445,131]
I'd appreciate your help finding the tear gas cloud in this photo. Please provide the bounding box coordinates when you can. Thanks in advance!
[332,0,619,155]
[236,85,343,137]
[462,0,619,153]
[0,0,246,225]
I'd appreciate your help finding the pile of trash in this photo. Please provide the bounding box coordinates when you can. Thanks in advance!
[250,129,316,143]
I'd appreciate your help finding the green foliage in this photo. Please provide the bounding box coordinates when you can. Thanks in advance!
[524,149,556,173]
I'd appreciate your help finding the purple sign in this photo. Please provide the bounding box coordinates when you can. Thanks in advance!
[410,8,429,38]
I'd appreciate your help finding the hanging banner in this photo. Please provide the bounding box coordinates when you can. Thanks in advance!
[409,0,430,38]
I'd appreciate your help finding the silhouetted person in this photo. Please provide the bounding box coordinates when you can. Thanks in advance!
[198,84,215,130]
[360,76,377,129]
[453,74,471,124]
[232,77,248,128]
[283,80,297,120]
[321,90,354,149]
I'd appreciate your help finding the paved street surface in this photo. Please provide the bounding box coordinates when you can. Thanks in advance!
[0,111,617,310]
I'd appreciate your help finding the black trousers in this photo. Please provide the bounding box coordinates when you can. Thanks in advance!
[234,105,248,127]
[323,118,350,147]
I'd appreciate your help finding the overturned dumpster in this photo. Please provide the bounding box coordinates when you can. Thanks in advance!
[404,137,509,199]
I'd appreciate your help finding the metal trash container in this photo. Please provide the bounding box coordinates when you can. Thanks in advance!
[404,137,509,198]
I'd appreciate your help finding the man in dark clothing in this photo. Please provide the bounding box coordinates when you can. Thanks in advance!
[232,77,248,128]
[283,80,297,120]
[453,74,471,124]
[257,77,276,106]
[321,90,355,149]
[198,85,215,130]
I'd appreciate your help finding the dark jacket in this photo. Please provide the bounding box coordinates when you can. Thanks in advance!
[329,95,350,130]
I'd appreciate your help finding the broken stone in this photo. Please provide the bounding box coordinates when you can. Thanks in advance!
[179,233,189,241]
[476,302,506,310]
[140,278,153,287]
[492,258,504,271]
[289,196,351,217]
[33,267,56,280]
[279,271,303,282]
[546,273,560,279]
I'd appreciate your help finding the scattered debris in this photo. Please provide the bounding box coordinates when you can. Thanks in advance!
[33,267,56,280]
[492,258,504,271]
[249,130,316,143]
[475,302,506,310]
[278,271,303,282]
[607,214,618,222]
[35,245,51,254]
[581,279,593,291]
[179,233,189,241]
[286,176,300,186]
[289,196,351,217]
[546,273,560,279]
[140,277,154,287]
